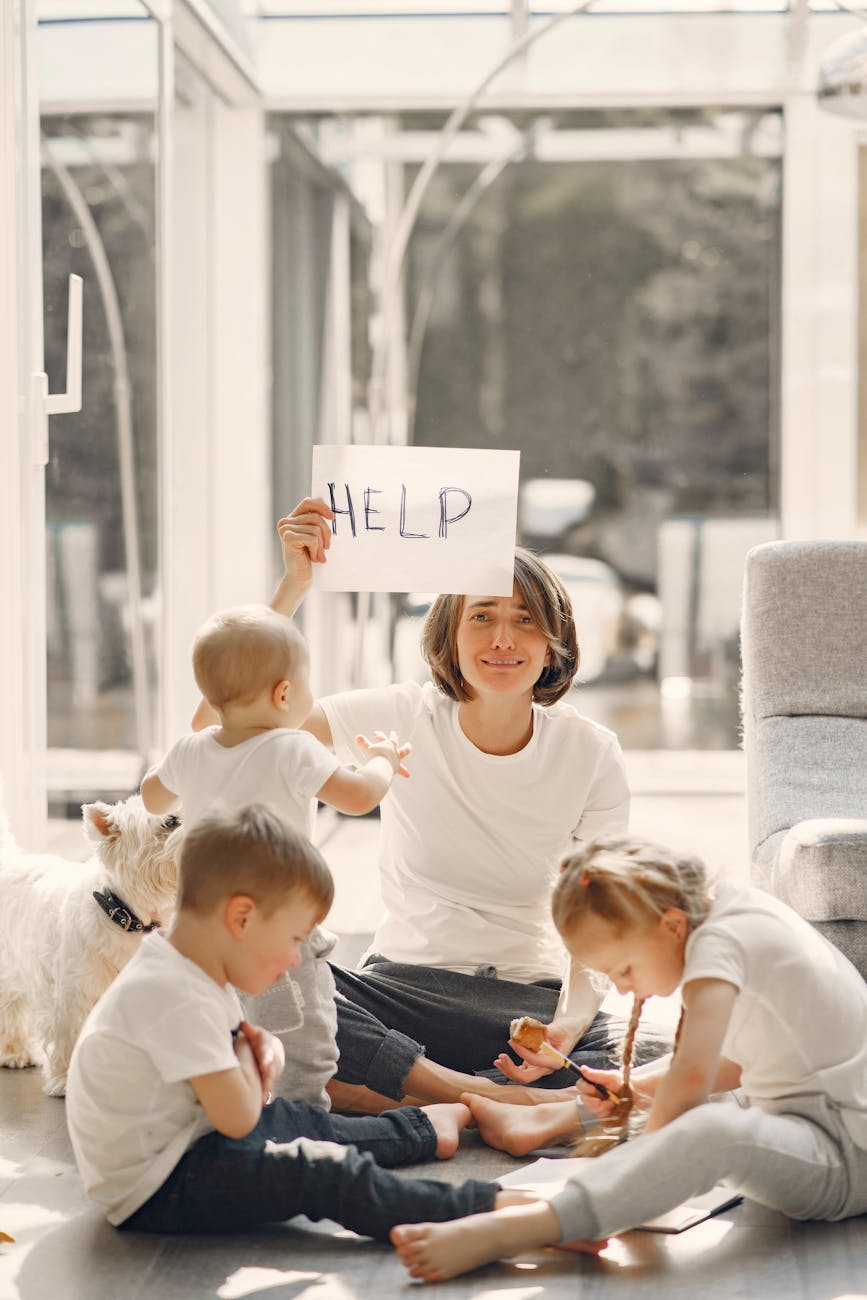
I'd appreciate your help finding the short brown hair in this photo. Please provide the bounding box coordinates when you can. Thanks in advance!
[192,605,306,709]
[177,803,334,918]
[421,548,580,706]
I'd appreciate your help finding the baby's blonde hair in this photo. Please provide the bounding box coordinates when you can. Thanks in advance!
[192,604,306,709]
[552,833,713,1156]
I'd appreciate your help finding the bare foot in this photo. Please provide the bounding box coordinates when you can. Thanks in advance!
[463,1093,579,1157]
[391,1201,564,1282]
[390,1217,506,1281]
[422,1102,472,1158]
[460,1074,579,1108]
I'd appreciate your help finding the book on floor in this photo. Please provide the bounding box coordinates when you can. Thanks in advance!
[496,1158,742,1234]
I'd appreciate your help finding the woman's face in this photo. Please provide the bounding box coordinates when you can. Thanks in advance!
[455,583,551,702]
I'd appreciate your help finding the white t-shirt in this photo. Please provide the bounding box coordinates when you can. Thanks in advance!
[157,727,338,839]
[66,932,243,1224]
[684,882,867,1150]
[319,680,629,984]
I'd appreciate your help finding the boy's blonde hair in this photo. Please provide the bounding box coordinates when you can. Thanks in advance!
[552,833,713,1157]
[192,605,306,709]
[177,803,333,919]
[422,548,580,707]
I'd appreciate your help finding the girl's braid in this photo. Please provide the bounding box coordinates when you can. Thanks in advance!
[573,994,645,1157]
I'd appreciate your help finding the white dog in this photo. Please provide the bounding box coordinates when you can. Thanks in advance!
[0,796,180,1096]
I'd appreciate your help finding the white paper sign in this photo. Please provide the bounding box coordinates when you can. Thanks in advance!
[310,444,520,595]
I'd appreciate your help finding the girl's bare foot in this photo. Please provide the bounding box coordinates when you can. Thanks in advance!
[390,1200,565,1282]
[422,1102,472,1158]
[462,1093,580,1156]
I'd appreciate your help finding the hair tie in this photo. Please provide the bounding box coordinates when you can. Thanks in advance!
[580,874,590,886]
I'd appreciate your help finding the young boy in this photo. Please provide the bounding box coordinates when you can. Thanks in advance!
[65,805,503,1238]
[140,604,411,1108]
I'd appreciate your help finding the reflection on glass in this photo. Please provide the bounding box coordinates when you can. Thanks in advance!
[391,108,781,749]
[41,98,158,781]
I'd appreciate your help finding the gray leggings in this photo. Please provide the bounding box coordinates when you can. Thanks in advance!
[547,1095,867,1242]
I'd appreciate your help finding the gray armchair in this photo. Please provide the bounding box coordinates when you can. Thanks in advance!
[741,539,867,979]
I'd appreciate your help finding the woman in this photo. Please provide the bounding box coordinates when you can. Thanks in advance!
[259,498,665,1114]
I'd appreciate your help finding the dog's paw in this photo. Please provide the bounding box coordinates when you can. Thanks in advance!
[0,1053,38,1070]
[42,1075,67,1098]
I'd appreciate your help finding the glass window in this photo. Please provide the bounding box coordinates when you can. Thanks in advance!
[389,107,782,748]
[39,8,159,804]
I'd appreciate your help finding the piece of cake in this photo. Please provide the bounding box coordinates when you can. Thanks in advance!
[509,1015,546,1052]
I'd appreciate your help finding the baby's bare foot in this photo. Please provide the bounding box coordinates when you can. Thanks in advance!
[423,1102,471,1158]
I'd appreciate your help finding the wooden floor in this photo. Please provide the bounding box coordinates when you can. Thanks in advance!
[3,776,867,1299]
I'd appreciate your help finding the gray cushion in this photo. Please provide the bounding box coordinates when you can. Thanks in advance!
[749,716,867,860]
[742,540,867,721]
[770,819,867,922]
[811,920,867,981]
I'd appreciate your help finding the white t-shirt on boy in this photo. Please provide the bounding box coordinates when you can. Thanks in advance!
[66,932,243,1225]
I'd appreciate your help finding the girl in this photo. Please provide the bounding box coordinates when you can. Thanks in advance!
[390,833,867,1282]
[197,497,665,1114]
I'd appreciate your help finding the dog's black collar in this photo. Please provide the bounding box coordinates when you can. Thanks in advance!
[92,889,160,935]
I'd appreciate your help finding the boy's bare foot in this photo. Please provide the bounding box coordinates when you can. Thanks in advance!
[463,1093,580,1157]
[423,1102,472,1158]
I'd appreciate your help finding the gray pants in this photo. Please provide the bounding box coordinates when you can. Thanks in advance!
[547,1094,867,1242]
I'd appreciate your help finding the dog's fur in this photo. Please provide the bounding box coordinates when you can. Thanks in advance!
[0,796,179,1096]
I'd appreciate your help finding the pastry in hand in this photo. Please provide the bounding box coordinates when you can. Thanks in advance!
[509,1015,547,1052]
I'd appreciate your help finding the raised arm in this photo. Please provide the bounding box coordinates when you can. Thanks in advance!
[273,497,335,617]
[317,731,411,816]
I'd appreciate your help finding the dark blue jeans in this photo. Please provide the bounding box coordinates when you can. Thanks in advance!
[121,1098,497,1240]
[332,957,672,1099]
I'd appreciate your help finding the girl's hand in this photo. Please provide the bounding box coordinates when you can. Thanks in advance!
[277,498,335,579]
[239,1020,285,1102]
[356,730,412,778]
[493,1020,573,1083]
[576,1065,628,1119]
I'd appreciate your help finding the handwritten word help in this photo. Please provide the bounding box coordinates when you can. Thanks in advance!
[327,482,473,541]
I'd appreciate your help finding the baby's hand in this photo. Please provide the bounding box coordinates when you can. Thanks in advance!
[356,730,412,778]
[576,1065,623,1118]
[277,498,335,574]
[239,1020,285,1102]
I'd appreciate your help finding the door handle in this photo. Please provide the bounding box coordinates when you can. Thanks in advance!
[30,273,83,466]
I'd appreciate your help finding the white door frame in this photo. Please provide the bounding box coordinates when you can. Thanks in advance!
[0,0,47,846]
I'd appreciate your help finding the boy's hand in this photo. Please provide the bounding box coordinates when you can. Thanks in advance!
[277,498,335,579]
[239,1020,285,1102]
[356,731,412,778]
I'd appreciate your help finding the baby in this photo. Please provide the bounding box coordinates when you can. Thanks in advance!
[142,604,410,1106]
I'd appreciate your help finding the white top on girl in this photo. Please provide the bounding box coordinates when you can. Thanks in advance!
[320,679,629,984]
[684,881,867,1147]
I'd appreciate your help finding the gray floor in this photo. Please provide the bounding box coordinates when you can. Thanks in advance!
[3,777,867,1299]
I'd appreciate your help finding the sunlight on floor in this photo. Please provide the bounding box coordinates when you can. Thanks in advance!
[218,1268,321,1298]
